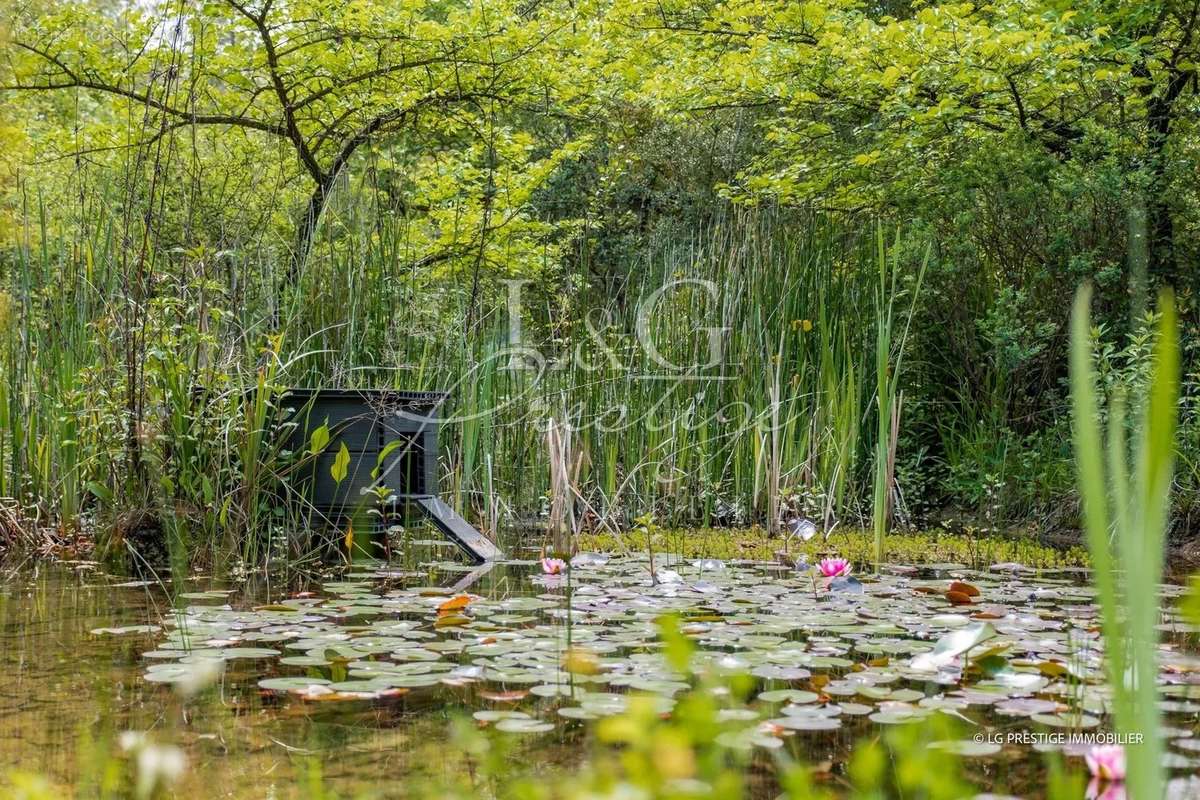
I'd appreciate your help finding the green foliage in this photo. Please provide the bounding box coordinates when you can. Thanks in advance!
[871,230,926,566]
[1069,284,1179,800]
[579,526,1089,568]
[0,0,1198,562]
[330,442,350,486]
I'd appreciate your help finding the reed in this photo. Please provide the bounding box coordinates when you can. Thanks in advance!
[1,187,931,566]
[1069,284,1178,800]
[870,230,926,567]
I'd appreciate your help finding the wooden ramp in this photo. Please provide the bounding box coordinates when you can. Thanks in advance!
[412,496,504,564]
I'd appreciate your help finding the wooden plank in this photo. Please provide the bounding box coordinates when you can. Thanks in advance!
[413,496,504,563]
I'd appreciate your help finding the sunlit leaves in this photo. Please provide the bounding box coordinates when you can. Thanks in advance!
[329,442,349,484]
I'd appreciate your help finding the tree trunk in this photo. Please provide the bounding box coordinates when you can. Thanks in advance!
[275,179,331,321]
[1127,191,1149,323]
[1143,72,1190,295]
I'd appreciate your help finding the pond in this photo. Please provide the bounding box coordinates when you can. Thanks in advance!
[3,544,1200,798]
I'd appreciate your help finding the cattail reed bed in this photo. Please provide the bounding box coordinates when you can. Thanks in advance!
[0,204,915,568]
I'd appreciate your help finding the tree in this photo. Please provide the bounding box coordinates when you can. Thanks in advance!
[3,0,583,295]
[614,0,1198,295]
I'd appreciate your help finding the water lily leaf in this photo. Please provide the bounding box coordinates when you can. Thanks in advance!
[758,689,818,704]
[868,709,928,725]
[92,625,159,635]
[472,710,529,722]
[856,685,892,700]
[1031,712,1100,728]
[258,677,332,692]
[494,718,555,734]
[214,647,280,660]
[995,698,1059,716]
[530,683,583,699]
[480,689,529,702]
[557,706,598,720]
[930,739,1001,757]
[830,577,864,594]
[437,595,472,614]
[716,728,784,750]
[143,660,223,685]
[178,591,234,601]
[770,715,841,731]
[327,680,388,693]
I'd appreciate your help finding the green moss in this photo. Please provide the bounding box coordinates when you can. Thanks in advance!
[577,527,1088,569]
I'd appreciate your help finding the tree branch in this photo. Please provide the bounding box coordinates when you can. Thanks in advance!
[6,41,288,137]
[224,0,327,183]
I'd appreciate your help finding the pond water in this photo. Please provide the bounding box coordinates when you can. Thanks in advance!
[3,544,1200,798]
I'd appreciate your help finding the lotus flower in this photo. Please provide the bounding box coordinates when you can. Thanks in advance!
[1085,745,1126,782]
[541,557,567,575]
[817,557,851,578]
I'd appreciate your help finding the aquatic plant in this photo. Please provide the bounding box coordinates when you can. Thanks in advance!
[816,557,851,578]
[1085,744,1126,792]
[1069,285,1179,800]
[870,230,927,569]
[541,557,567,575]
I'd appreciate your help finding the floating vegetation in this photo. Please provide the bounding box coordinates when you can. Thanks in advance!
[577,529,1090,569]
[135,554,1200,778]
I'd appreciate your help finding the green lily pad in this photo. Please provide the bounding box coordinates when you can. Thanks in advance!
[258,677,332,692]
[494,718,555,733]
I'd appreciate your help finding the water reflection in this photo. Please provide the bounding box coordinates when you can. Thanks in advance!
[0,556,550,798]
[2,546,1197,799]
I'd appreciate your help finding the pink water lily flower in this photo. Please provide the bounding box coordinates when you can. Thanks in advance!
[1085,745,1126,782]
[817,557,852,578]
[1085,780,1126,800]
[541,557,567,575]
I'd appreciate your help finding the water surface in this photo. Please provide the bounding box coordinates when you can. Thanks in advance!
[3,549,1199,798]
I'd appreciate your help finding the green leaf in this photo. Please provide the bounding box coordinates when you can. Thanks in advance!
[308,423,330,456]
[1182,576,1200,628]
[85,481,113,504]
[371,438,406,480]
[331,442,350,485]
